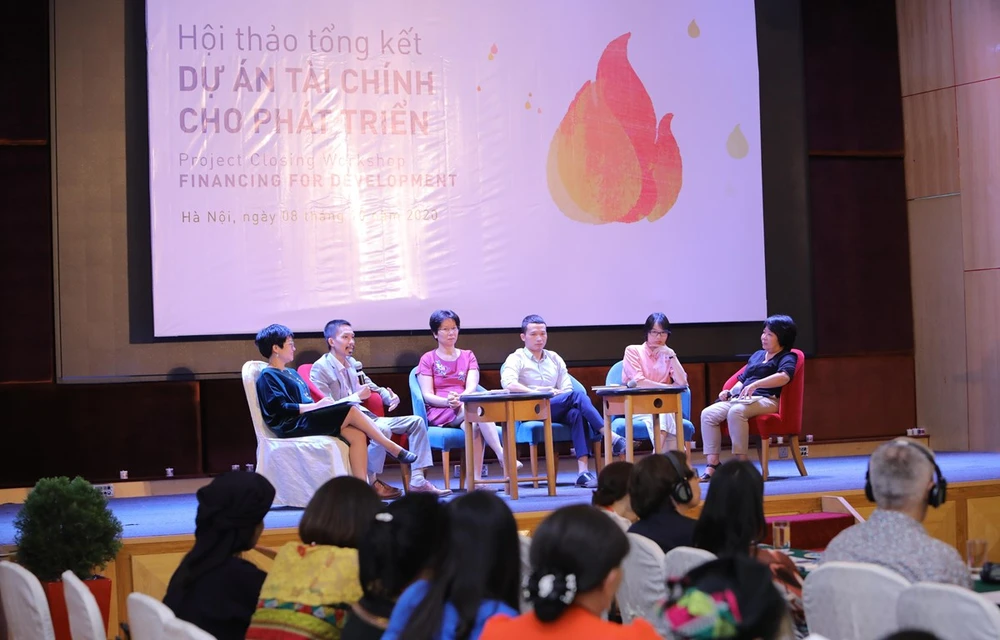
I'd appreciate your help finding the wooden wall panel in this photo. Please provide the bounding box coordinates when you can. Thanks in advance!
[908,195,969,450]
[200,379,258,474]
[967,496,1000,563]
[964,270,1000,452]
[950,0,1000,86]
[902,89,960,199]
[895,0,956,95]
[958,79,1000,271]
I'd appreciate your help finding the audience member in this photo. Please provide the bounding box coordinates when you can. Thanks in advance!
[500,314,625,488]
[480,505,659,639]
[699,315,797,480]
[163,472,275,640]
[383,491,520,640]
[245,476,382,639]
[660,555,791,640]
[254,324,417,480]
[311,318,449,498]
[342,494,449,640]
[621,312,695,452]
[822,438,971,587]
[591,461,636,531]
[628,452,700,553]
[692,460,807,638]
[417,309,513,483]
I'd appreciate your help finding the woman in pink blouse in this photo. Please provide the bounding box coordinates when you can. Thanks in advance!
[417,309,511,481]
[621,313,693,454]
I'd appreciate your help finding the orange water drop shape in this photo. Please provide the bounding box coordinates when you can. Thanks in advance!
[727,124,749,159]
[477,85,481,92]
[525,100,532,109]
[688,20,700,38]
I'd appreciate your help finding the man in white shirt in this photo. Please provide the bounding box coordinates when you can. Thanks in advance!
[310,319,449,498]
[501,315,625,488]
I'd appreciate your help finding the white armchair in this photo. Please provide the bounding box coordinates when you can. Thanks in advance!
[663,546,717,581]
[0,561,55,640]
[616,533,668,636]
[896,582,1000,640]
[803,561,908,640]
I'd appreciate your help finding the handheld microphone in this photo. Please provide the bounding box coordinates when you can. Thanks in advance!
[347,356,364,371]
[626,379,638,389]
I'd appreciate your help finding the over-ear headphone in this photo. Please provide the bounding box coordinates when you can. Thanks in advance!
[864,438,947,508]
[664,451,695,504]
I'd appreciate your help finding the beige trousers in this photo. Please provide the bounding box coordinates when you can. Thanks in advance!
[700,396,779,456]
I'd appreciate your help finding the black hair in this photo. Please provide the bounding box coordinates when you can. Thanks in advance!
[526,505,629,623]
[629,452,693,519]
[692,460,766,556]
[644,312,671,337]
[400,491,520,640]
[298,476,382,549]
[882,632,942,640]
[357,494,449,609]
[592,461,633,508]
[429,309,461,334]
[521,314,546,333]
[323,319,352,343]
[254,323,293,358]
[764,314,797,349]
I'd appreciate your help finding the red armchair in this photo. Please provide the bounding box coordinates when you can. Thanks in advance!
[297,363,411,491]
[721,348,806,481]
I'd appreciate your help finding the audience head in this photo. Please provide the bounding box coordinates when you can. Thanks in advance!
[661,555,789,640]
[322,319,354,356]
[592,461,635,520]
[630,452,700,519]
[401,491,520,639]
[867,438,940,517]
[357,493,449,609]
[255,323,294,359]
[298,476,382,548]
[525,505,630,622]
[882,632,941,640]
[692,460,765,556]
[429,309,461,344]
[175,471,275,589]
[763,314,797,350]
[644,312,671,346]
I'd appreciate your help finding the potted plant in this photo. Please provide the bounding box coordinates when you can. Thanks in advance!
[14,476,124,640]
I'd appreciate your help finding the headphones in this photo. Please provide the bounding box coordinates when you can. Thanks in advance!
[864,438,947,508]
[664,452,695,505]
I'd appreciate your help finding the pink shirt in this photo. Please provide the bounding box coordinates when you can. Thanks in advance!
[417,349,479,425]
[622,343,682,386]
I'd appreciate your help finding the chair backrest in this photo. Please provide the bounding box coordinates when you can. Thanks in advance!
[606,360,692,419]
[518,534,533,613]
[896,582,1000,640]
[409,366,430,425]
[722,349,805,434]
[61,571,106,640]
[662,546,717,581]
[163,616,216,640]
[297,363,385,415]
[241,360,278,441]
[616,533,668,636]
[0,561,55,640]
[126,592,176,640]
[803,561,908,640]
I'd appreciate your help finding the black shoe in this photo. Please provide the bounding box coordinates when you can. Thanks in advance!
[700,463,720,482]
[392,448,418,464]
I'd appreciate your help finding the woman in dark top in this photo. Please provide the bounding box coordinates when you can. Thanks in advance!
[698,314,798,480]
[627,452,700,553]
[163,471,275,640]
[254,324,417,480]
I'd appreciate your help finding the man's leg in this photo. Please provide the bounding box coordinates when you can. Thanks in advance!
[550,393,594,486]
[382,415,449,494]
[367,419,401,499]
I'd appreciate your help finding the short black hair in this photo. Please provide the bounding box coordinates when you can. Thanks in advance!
[629,452,693,519]
[521,314,546,333]
[429,309,461,334]
[323,319,352,343]
[592,461,633,508]
[254,324,293,358]
[644,312,671,337]
[692,460,766,557]
[764,314,797,349]
[298,476,383,548]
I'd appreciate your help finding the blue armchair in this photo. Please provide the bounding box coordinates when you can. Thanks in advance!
[606,360,695,448]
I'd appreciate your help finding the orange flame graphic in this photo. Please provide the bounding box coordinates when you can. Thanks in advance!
[547,33,682,224]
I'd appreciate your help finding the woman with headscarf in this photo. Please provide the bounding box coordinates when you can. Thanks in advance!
[163,471,276,640]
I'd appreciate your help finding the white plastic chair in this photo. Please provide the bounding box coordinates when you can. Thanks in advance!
[616,533,668,636]
[126,592,175,640]
[0,561,56,640]
[896,581,1000,640]
[803,561,909,640]
[163,616,216,639]
[60,571,105,640]
[663,546,717,581]
[242,360,352,507]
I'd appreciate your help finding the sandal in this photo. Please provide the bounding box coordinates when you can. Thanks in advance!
[700,462,720,482]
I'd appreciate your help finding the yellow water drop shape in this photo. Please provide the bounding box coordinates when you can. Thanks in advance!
[688,19,700,38]
[488,52,494,60]
[727,124,749,159]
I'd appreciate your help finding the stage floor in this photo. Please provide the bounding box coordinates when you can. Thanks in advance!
[3,452,1000,544]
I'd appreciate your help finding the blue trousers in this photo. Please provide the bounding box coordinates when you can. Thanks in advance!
[550,390,603,460]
